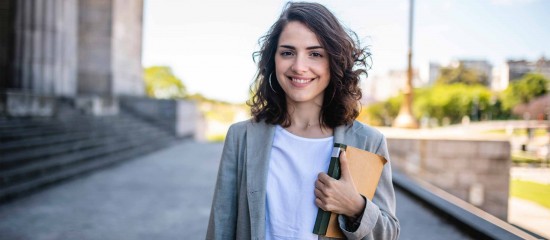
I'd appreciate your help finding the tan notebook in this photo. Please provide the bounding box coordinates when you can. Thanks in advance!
[312,143,387,238]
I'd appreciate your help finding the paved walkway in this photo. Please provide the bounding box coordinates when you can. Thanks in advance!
[0,140,473,239]
[509,167,550,239]
[0,140,222,239]
[509,197,550,239]
[512,167,550,184]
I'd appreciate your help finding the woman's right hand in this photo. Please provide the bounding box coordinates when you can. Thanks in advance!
[314,151,365,219]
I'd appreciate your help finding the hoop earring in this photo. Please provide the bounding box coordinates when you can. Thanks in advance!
[268,73,277,94]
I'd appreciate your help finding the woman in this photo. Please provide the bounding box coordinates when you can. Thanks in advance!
[207,2,399,239]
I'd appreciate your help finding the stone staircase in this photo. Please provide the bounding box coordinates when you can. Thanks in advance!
[0,109,178,203]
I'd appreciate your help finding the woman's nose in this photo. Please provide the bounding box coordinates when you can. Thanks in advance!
[291,55,308,73]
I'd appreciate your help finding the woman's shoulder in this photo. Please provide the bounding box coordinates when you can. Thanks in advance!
[228,119,252,130]
[348,121,389,155]
[349,120,385,139]
[227,118,270,135]
[228,118,264,130]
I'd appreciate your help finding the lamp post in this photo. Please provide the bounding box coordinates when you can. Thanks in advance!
[393,0,419,128]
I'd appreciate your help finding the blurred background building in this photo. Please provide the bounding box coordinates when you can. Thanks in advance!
[493,57,550,91]
[366,57,550,101]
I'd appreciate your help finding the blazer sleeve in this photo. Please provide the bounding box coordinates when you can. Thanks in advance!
[337,135,400,240]
[206,125,240,240]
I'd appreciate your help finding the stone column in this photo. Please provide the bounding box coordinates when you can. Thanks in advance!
[78,0,144,97]
[77,0,112,96]
[11,0,77,96]
[112,0,144,96]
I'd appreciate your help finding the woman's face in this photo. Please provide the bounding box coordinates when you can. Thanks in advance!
[274,21,330,106]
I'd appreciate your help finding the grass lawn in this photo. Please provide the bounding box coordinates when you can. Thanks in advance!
[512,152,545,165]
[510,179,550,209]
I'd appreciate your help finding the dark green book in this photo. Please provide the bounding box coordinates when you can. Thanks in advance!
[312,143,387,238]
[312,143,346,235]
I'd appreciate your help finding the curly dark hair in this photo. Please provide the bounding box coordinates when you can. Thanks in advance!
[248,2,371,128]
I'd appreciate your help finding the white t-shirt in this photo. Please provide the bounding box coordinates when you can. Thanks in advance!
[266,125,334,240]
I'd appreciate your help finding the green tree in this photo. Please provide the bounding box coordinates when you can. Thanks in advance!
[363,84,496,126]
[501,73,549,111]
[436,63,488,86]
[362,94,401,126]
[415,84,492,123]
[144,66,187,99]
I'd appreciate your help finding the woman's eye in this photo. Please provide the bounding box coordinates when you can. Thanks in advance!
[280,51,293,56]
[311,52,323,57]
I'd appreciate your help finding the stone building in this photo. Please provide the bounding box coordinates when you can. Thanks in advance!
[492,57,550,91]
[0,0,144,116]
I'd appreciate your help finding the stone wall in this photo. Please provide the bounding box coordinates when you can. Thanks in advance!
[119,96,199,139]
[1,91,56,116]
[385,134,511,220]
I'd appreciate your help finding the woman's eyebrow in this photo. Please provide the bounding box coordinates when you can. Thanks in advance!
[279,45,324,50]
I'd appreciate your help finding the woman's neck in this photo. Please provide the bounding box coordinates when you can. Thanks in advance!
[285,101,333,138]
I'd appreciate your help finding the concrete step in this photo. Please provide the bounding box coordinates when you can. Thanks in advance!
[0,116,141,141]
[0,137,174,203]
[0,116,160,153]
[1,126,69,141]
[0,117,53,129]
[0,105,182,204]
[0,131,173,188]
[0,126,163,170]
[0,131,108,152]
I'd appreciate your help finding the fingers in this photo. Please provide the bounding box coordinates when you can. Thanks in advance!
[317,172,332,185]
[314,151,360,215]
[315,176,330,211]
[315,178,324,190]
[315,198,329,211]
[314,187,326,198]
[315,188,332,211]
[315,178,329,198]
[339,150,352,181]
[314,182,327,210]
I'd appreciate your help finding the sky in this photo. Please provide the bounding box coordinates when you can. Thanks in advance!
[142,0,550,103]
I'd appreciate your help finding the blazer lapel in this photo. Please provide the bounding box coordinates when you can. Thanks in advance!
[246,121,275,239]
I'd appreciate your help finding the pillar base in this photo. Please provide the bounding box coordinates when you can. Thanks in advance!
[393,112,419,129]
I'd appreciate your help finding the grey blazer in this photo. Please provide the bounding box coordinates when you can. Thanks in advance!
[206,120,399,240]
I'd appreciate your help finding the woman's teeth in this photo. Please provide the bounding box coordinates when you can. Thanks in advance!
[292,78,312,83]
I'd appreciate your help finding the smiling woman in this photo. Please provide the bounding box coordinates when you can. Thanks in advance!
[249,2,369,131]
[206,2,399,240]
[274,21,331,108]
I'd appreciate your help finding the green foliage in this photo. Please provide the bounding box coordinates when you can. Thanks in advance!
[364,84,498,126]
[202,102,240,123]
[363,72,548,126]
[512,152,545,166]
[436,64,488,86]
[362,94,401,126]
[501,73,549,111]
[415,84,493,123]
[144,66,187,99]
